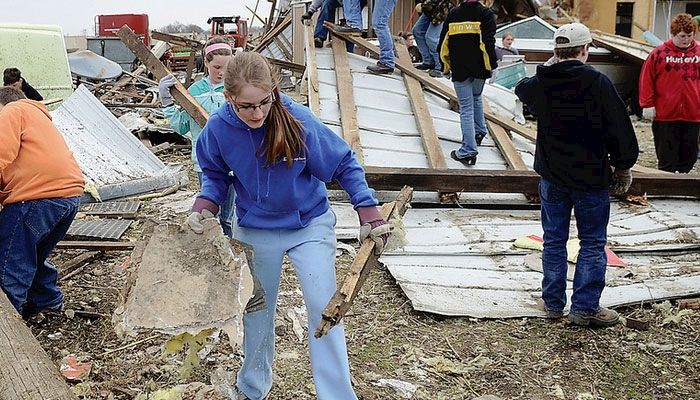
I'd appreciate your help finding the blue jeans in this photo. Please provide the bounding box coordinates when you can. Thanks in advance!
[235,209,357,400]
[539,178,610,315]
[197,172,236,237]
[372,0,398,68]
[0,197,80,317]
[342,0,363,29]
[315,0,365,51]
[453,78,487,158]
[412,14,442,69]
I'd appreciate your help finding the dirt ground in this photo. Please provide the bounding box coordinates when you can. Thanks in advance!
[33,116,700,400]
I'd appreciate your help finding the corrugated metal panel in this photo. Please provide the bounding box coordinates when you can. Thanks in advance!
[52,85,181,201]
[376,199,700,318]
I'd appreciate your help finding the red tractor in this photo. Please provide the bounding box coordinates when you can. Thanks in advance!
[207,16,249,48]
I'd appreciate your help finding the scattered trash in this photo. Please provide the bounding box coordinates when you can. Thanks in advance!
[60,354,92,382]
[373,378,418,399]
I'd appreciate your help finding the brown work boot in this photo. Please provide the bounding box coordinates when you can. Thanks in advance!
[568,307,620,328]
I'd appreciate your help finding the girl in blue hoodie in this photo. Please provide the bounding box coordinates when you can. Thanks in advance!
[159,37,236,236]
[185,52,389,400]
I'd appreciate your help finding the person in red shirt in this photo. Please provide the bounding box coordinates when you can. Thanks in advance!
[639,13,700,173]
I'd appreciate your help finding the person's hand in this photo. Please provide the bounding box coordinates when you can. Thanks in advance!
[642,107,656,120]
[543,55,558,66]
[610,168,632,196]
[415,3,423,13]
[301,10,313,22]
[185,209,216,234]
[357,206,391,254]
[158,74,178,107]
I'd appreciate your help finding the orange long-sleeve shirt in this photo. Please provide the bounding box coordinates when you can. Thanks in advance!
[0,99,84,205]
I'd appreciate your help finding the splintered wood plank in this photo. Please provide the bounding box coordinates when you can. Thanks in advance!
[396,45,447,169]
[484,102,528,170]
[331,37,364,164]
[316,186,413,338]
[304,23,321,115]
[80,201,141,218]
[0,295,78,400]
[117,25,209,128]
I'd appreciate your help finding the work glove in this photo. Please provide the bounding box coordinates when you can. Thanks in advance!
[642,107,656,120]
[610,168,632,196]
[415,3,423,13]
[301,10,313,21]
[158,74,178,107]
[185,209,216,234]
[357,206,391,255]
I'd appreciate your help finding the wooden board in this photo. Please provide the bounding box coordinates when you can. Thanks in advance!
[396,45,447,169]
[484,103,528,171]
[291,4,305,64]
[116,26,209,128]
[304,23,321,115]
[331,37,364,164]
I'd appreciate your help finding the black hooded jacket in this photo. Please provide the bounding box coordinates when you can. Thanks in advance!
[515,60,639,190]
[21,79,43,101]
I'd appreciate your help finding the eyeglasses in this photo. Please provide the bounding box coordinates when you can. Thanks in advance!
[232,92,275,114]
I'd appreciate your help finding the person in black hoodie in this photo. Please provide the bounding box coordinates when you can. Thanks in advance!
[3,68,43,101]
[515,23,639,328]
[438,0,497,165]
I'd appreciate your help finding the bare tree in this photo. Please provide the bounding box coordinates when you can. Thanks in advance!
[159,21,205,34]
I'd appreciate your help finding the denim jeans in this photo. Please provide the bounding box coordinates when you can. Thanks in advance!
[235,209,357,400]
[0,197,80,317]
[539,178,610,315]
[412,14,443,69]
[197,172,236,237]
[372,0,398,68]
[342,0,363,29]
[315,0,365,51]
[453,78,487,158]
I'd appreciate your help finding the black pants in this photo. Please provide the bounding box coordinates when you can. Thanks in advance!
[652,120,700,173]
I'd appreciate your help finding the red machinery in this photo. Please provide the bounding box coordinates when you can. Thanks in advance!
[207,16,249,48]
[95,14,150,46]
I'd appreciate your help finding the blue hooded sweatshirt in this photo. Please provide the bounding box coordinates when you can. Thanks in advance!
[196,93,378,229]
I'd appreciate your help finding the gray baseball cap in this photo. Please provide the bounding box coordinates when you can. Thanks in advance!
[553,23,596,49]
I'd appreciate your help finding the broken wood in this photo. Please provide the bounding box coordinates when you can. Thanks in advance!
[624,316,651,331]
[56,241,135,251]
[331,37,364,164]
[396,44,447,169]
[151,31,204,51]
[266,57,306,74]
[360,167,700,197]
[273,36,293,60]
[116,25,209,128]
[184,51,196,88]
[316,186,414,338]
[150,142,173,155]
[303,22,321,115]
[58,251,103,280]
[255,14,291,53]
[0,293,78,400]
[678,298,700,310]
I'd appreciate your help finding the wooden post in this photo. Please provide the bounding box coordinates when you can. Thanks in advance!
[291,3,306,65]
[0,294,78,400]
[116,25,209,128]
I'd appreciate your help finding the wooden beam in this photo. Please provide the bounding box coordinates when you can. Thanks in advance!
[359,167,700,197]
[304,22,321,115]
[58,251,103,280]
[246,5,267,26]
[56,241,136,251]
[117,25,209,128]
[484,103,528,170]
[184,50,196,88]
[266,57,305,73]
[150,31,203,51]
[331,37,364,164]
[396,44,447,169]
[326,22,538,144]
[316,186,414,338]
[291,3,306,65]
[0,294,78,400]
[273,36,293,60]
[255,14,290,52]
[265,0,278,33]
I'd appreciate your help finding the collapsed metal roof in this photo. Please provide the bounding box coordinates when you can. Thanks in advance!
[52,85,183,202]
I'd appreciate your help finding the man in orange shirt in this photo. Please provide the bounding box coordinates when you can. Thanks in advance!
[0,86,84,318]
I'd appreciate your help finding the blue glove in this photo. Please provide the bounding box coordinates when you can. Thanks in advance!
[158,74,178,107]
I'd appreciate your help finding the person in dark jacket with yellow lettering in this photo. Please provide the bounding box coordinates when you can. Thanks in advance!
[438,0,497,166]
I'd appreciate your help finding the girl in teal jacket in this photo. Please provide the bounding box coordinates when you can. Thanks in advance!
[158,37,236,236]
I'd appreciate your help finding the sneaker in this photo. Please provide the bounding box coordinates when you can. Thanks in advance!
[568,307,620,328]
[314,37,323,48]
[475,132,486,146]
[415,63,435,71]
[450,150,477,166]
[367,62,394,75]
[336,26,362,35]
[428,69,443,78]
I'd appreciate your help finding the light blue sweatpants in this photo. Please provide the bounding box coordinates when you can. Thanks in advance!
[235,209,357,400]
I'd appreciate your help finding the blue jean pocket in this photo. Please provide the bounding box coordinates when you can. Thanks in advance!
[25,199,71,239]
